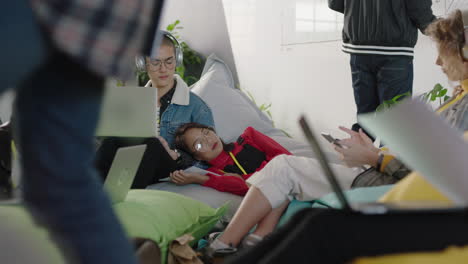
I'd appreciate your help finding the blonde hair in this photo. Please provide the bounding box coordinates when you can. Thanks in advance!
[426,10,465,58]
[426,10,467,79]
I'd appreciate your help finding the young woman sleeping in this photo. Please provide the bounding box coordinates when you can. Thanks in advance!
[159,122,360,255]
[165,122,292,196]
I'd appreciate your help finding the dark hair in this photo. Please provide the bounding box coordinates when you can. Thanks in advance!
[174,123,234,155]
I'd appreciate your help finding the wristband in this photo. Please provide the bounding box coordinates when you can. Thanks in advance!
[376,153,384,172]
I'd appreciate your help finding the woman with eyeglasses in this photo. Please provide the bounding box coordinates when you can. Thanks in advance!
[95,32,214,189]
[171,123,292,195]
[169,122,361,254]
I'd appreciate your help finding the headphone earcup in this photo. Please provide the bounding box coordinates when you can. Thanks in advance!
[135,56,146,72]
[175,45,184,67]
[137,31,184,68]
[462,10,468,60]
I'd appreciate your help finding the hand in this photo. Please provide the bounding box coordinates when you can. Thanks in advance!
[170,170,208,185]
[223,172,244,180]
[337,126,379,154]
[157,136,178,160]
[333,127,379,168]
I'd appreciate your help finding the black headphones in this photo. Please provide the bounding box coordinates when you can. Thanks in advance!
[135,30,184,71]
[462,10,468,61]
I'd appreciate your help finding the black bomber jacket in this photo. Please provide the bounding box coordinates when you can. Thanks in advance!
[328,0,436,57]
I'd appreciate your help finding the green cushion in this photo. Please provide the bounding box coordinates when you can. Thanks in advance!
[114,190,227,264]
[0,205,65,263]
[278,185,394,226]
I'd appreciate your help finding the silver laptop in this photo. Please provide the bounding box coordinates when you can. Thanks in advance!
[104,145,146,204]
[96,86,159,138]
[298,115,464,215]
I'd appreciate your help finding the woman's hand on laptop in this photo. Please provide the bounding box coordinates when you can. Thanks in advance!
[157,136,179,160]
[170,170,209,185]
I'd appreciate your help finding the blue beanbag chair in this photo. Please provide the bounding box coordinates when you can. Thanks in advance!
[278,185,394,226]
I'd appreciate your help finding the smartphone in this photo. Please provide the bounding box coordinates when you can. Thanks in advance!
[321,132,343,148]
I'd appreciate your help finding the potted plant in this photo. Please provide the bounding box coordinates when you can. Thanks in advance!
[376,83,450,112]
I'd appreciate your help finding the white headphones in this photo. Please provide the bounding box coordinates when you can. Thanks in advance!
[135,30,184,71]
[462,10,468,61]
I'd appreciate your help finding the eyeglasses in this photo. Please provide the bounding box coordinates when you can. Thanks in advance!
[193,129,212,153]
[146,57,175,71]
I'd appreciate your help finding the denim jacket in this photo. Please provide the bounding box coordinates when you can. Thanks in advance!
[145,75,214,147]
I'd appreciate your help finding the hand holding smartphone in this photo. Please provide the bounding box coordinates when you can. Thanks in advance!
[321,132,344,148]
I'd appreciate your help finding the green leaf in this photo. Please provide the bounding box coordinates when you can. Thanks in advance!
[376,104,385,112]
[116,79,125,87]
[280,129,292,138]
[439,89,447,97]
[444,95,451,102]
[433,83,443,91]
[167,24,175,31]
[391,92,410,102]
[176,66,185,79]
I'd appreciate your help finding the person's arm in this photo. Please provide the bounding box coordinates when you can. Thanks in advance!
[170,166,249,195]
[328,0,344,13]
[244,127,292,161]
[201,174,249,196]
[406,0,436,33]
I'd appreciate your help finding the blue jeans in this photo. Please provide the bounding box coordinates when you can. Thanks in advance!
[7,51,138,263]
[350,54,414,114]
[2,1,140,263]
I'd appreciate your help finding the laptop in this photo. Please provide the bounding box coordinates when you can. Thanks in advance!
[104,145,146,203]
[298,115,464,214]
[96,85,159,138]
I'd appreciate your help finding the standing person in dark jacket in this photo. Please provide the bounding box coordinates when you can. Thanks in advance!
[222,9,468,264]
[328,0,436,116]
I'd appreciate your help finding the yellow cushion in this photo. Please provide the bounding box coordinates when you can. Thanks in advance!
[378,172,451,204]
[353,246,468,264]
[378,131,468,204]
[353,133,468,264]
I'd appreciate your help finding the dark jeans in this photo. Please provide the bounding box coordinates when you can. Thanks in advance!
[12,51,138,264]
[350,54,413,114]
[95,137,177,188]
[226,208,468,264]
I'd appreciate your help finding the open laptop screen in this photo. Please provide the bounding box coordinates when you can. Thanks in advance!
[299,115,352,211]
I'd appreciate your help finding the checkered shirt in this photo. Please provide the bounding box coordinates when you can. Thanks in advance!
[31,0,157,79]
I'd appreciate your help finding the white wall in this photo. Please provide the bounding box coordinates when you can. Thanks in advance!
[223,0,451,142]
[159,0,238,84]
